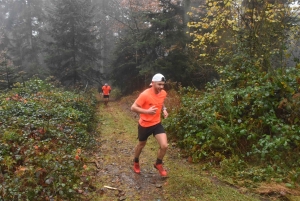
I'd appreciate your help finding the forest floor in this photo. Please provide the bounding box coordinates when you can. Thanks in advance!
[83,95,298,201]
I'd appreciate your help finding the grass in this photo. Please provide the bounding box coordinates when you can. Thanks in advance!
[163,162,261,201]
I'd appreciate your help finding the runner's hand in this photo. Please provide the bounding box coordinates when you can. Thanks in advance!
[163,109,168,118]
[148,106,158,115]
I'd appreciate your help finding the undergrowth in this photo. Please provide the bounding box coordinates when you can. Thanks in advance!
[0,78,97,200]
[164,67,300,188]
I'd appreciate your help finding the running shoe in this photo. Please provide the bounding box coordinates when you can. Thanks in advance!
[133,162,140,174]
[154,163,167,177]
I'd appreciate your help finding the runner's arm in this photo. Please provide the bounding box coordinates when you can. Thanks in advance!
[131,102,157,115]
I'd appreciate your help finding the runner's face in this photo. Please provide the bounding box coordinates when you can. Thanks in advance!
[152,81,165,93]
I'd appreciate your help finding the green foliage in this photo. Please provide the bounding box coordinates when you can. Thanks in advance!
[110,86,122,101]
[167,0,300,185]
[164,67,300,183]
[0,78,97,200]
[188,0,300,72]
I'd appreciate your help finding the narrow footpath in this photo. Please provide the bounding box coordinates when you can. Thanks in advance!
[87,99,265,201]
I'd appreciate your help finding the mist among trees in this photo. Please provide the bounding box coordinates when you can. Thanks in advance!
[0,0,299,93]
[0,0,216,92]
[0,0,119,89]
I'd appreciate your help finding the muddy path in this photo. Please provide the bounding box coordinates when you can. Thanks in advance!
[87,100,268,201]
[90,101,169,201]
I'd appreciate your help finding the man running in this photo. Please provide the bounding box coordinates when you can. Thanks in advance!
[101,83,111,106]
[131,73,169,177]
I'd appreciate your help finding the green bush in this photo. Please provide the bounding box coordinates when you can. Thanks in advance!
[164,67,300,183]
[110,86,122,101]
[0,78,97,200]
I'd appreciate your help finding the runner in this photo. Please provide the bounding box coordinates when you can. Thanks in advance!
[102,83,111,106]
[131,73,169,177]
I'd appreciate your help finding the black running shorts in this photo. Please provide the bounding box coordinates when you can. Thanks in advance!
[138,123,165,141]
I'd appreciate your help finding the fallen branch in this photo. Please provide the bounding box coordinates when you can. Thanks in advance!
[94,160,101,169]
[86,160,101,169]
[104,185,118,190]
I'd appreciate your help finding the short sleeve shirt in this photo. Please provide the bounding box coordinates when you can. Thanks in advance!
[102,85,111,95]
[134,88,167,127]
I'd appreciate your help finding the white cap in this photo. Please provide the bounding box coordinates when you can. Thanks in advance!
[152,73,166,82]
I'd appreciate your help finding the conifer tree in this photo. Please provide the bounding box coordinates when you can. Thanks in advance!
[111,0,211,94]
[45,0,100,86]
[0,0,45,78]
[0,50,20,90]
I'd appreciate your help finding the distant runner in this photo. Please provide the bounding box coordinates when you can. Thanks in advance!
[102,83,111,106]
[131,73,169,177]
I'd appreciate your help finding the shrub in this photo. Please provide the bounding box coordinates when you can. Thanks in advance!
[0,78,97,200]
[164,67,300,183]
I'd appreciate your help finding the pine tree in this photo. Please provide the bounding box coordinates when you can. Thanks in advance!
[0,0,45,78]
[45,0,100,86]
[0,50,20,90]
[111,0,210,94]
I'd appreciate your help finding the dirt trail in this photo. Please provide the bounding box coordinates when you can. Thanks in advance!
[90,101,169,201]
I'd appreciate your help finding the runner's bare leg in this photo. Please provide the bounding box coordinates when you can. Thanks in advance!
[154,133,168,160]
[134,141,147,159]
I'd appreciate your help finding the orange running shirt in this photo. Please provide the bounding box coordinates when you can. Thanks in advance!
[134,88,167,127]
[102,85,111,95]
